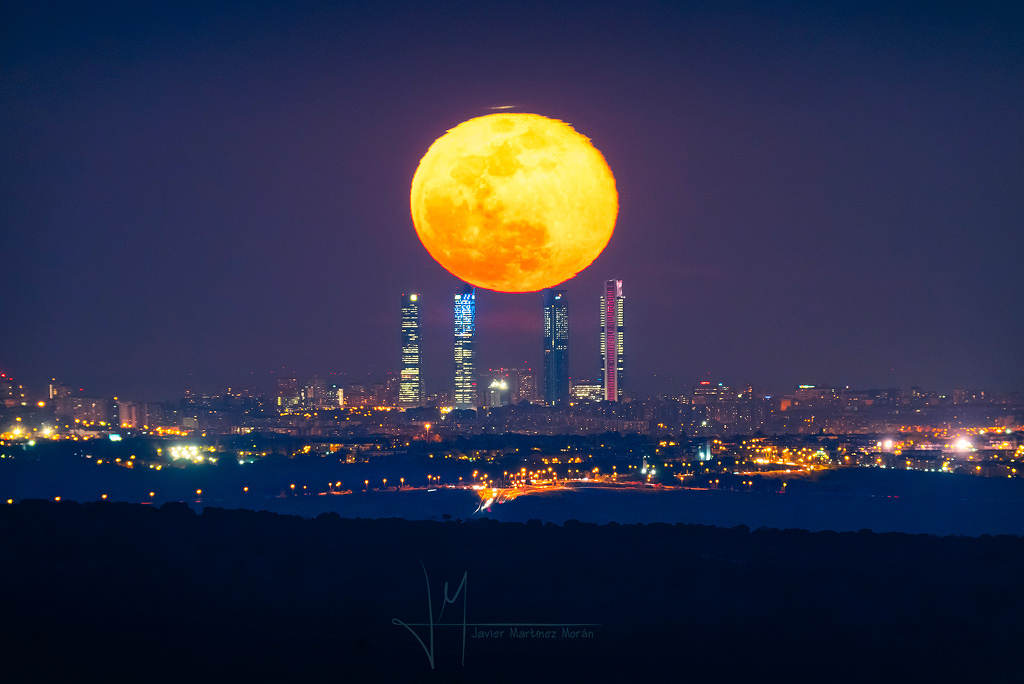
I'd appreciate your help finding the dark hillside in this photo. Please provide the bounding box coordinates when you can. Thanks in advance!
[2,501,1022,682]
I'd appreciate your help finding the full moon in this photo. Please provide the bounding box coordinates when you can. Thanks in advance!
[410,113,618,292]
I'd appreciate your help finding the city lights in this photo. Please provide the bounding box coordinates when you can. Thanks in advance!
[168,445,204,463]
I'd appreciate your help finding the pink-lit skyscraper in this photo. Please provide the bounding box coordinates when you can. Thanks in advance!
[600,279,625,401]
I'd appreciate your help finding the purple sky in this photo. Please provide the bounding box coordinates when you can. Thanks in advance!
[2,1,1022,401]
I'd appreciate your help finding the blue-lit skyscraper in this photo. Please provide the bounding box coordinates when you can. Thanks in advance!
[399,293,422,406]
[542,288,569,405]
[453,285,476,409]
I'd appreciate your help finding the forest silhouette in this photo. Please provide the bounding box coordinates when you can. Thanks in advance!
[2,500,1022,681]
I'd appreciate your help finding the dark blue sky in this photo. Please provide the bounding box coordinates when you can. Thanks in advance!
[2,1,1022,400]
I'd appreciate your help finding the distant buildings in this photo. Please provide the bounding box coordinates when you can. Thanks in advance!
[50,379,72,417]
[118,401,163,429]
[399,293,422,406]
[542,288,569,405]
[691,382,764,434]
[487,378,510,407]
[275,377,299,411]
[454,285,476,409]
[953,389,986,404]
[600,279,625,401]
[570,382,604,402]
[483,368,538,405]
[68,397,112,425]
[1,373,26,408]
[302,376,344,409]
[693,381,732,407]
[509,369,539,404]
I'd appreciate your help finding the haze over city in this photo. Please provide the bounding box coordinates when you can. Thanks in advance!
[3,1,1021,401]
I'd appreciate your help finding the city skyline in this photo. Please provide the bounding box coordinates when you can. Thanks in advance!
[2,2,1021,400]
[10,271,1020,406]
[3,3,1023,679]
[3,259,1022,405]
[4,264,1024,404]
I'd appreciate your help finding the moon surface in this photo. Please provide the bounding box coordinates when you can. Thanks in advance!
[410,113,618,292]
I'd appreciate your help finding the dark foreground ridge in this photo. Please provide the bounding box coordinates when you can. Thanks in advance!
[2,501,1023,683]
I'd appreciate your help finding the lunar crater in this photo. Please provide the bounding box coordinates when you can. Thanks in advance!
[411,113,617,292]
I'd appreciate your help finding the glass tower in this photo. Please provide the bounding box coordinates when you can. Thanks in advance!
[453,285,476,409]
[399,293,422,406]
[600,279,625,401]
[542,288,569,405]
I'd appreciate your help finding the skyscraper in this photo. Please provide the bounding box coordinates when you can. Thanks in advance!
[399,293,422,406]
[275,377,299,411]
[600,279,625,401]
[453,285,476,409]
[542,288,569,405]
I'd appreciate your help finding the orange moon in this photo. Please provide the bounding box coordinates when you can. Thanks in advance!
[410,113,618,292]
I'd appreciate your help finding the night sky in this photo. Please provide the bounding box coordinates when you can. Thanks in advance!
[2,1,1022,401]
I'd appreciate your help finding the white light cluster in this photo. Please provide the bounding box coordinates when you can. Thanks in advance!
[169,445,205,463]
